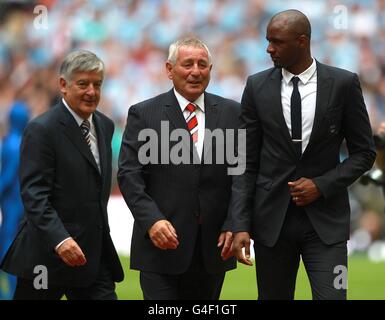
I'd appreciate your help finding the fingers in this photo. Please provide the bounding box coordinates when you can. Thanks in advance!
[292,196,307,206]
[149,220,179,250]
[289,180,306,206]
[219,232,233,260]
[289,178,321,206]
[166,222,178,239]
[288,178,306,192]
[232,232,253,266]
[217,233,226,247]
[57,239,87,267]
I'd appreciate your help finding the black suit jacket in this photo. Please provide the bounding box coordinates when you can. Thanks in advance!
[231,61,376,246]
[0,102,124,287]
[118,90,238,274]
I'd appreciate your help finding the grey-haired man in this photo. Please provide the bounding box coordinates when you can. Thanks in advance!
[1,50,124,299]
[118,38,238,300]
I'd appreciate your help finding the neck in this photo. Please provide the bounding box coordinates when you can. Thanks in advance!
[286,55,313,75]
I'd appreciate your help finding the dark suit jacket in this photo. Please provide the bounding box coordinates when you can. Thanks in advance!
[118,89,238,275]
[0,102,124,287]
[231,61,376,247]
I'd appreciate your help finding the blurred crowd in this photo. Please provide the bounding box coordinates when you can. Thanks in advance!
[0,0,385,257]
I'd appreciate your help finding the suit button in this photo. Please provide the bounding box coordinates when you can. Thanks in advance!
[98,225,103,230]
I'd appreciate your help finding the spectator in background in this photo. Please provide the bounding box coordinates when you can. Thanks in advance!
[0,100,29,300]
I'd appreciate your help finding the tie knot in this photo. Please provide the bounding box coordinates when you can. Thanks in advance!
[80,119,90,135]
[291,76,300,86]
[186,103,196,113]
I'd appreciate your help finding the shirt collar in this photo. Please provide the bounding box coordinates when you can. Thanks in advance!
[282,58,317,85]
[173,88,205,113]
[62,98,93,127]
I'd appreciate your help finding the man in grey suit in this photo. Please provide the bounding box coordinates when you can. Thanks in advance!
[1,50,124,299]
[231,10,376,300]
[118,38,239,300]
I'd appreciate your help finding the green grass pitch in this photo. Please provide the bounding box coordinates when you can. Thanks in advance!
[115,255,385,300]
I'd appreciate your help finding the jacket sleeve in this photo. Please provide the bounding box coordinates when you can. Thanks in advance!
[117,106,165,237]
[313,73,376,198]
[19,121,70,249]
[230,77,262,233]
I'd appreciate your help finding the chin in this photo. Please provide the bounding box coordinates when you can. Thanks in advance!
[273,61,283,68]
[82,103,97,109]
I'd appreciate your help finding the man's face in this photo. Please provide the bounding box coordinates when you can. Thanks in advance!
[266,20,301,69]
[166,45,212,101]
[60,70,103,119]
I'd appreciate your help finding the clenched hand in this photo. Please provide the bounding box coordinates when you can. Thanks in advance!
[56,238,87,267]
[288,177,321,206]
[149,220,179,250]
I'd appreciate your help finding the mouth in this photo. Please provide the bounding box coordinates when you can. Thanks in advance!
[188,80,201,85]
[82,100,96,105]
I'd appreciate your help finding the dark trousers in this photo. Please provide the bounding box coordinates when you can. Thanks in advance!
[140,229,225,300]
[13,258,117,300]
[254,203,347,300]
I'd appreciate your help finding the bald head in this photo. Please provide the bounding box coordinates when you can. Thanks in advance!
[269,9,311,39]
[266,9,313,74]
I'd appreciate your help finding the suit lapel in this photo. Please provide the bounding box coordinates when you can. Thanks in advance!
[164,90,200,161]
[303,61,333,156]
[94,112,107,179]
[164,90,189,131]
[59,103,100,174]
[267,69,298,158]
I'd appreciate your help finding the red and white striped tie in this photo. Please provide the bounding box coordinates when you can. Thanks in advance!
[185,103,198,144]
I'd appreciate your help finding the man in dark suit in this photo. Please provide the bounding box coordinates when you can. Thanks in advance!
[231,10,376,300]
[118,37,239,300]
[0,50,124,299]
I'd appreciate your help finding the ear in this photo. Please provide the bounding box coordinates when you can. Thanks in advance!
[165,61,173,80]
[298,35,308,48]
[59,77,67,95]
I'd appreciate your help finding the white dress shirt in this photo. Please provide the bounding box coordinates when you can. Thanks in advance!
[174,89,205,160]
[62,98,100,171]
[281,58,317,153]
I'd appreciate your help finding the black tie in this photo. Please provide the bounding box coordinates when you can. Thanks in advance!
[80,119,91,148]
[290,76,302,156]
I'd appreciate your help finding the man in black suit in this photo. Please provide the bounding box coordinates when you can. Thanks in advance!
[1,50,124,299]
[231,10,376,300]
[118,37,239,300]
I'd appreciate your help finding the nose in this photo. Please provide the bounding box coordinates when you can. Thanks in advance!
[86,84,96,95]
[190,63,200,76]
[267,42,274,54]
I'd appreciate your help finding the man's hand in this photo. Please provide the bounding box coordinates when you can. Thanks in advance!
[217,231,234,261]
[149,220,179,250]
[288,177,321,206]
[232,232,253,266]
[56,238,87,267]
